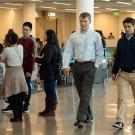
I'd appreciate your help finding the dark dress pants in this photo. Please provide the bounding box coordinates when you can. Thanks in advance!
[73,62,96,121]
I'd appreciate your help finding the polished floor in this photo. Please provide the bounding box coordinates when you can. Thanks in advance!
[0,78,135,135]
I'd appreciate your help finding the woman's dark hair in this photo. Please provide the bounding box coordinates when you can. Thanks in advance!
[5,32,18,45]
[46,29,62,63]
[8,29,14,34]
[0,43,4,54]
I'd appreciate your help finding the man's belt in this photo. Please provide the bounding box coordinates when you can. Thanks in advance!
[75,60,95,64]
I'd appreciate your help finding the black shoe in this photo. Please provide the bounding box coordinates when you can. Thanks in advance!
[74,121,84,128]
[84,115,93,123]
[1,105,12,113]
[132,119,135,126]
[112,122,124,129]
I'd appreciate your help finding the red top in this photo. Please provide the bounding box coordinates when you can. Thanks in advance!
[18,37,35,74]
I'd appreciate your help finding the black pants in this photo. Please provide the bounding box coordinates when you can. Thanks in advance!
[8,92,25,119]
[6,75,31,111]
[73,61,96,121]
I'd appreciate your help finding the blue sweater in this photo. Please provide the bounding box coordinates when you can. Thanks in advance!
[112,33,135,74]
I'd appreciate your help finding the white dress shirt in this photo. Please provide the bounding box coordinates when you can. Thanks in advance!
[63,29,104,68]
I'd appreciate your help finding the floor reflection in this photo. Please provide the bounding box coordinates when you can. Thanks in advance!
[0,78,135,135]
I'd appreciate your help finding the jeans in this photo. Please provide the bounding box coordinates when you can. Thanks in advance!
[23,76,31,110]
[44,80,57,103]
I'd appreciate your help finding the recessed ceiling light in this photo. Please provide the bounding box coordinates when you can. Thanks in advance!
[0,7,17,9]
[5,3,23,6]
[106,8,118,11]
[53,2,71,6]
[30,0,43,1]
[94,11,101,14]
[94,7,99,9]
[40,6,56,9]
[126,10,135,12]
[102,0,110,1]
[116,2,131,5]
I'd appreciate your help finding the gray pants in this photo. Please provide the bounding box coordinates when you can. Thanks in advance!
[73,61,96,121]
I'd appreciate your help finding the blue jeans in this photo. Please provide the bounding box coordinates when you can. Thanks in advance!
[44,80,57,103]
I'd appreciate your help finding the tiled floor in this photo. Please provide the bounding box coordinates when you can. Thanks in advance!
[0,78,135,135]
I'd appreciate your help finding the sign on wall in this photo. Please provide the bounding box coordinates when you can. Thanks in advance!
[113,10,120,16]
[48,11,56,20]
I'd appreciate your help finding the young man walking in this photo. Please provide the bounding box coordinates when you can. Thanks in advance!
[112,17,135,129]
[63,12,104,128]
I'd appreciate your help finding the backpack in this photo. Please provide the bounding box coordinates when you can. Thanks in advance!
[54,48,62,80]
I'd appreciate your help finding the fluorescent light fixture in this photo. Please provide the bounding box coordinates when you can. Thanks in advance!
[53,2,71,6]
[116,2,131,5]
[40,6,56,9]
[117,2,131,5]
[94,11,101,14]
[0,7,17,9]
[102,0,110,1]
[126,10,135,12]
[94,7,99,9]
[106,8,118,11]
[29,0,43,2]
[5,3,23,6]
[65,8,76,11]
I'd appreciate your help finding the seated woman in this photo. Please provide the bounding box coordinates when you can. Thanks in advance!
[1,32,28,122]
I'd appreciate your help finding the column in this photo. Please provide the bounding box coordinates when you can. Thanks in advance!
[23,3,36,36]
[76,0,94,31]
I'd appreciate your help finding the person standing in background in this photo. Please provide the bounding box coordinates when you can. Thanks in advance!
[108,32,115,39]
[63,12,104,128]
[18,22,35,113]
[1,32,28,122]
[1,23,35,113]
[34,29,62,117]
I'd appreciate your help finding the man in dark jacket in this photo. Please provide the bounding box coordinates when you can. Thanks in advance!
[112,17,135,129]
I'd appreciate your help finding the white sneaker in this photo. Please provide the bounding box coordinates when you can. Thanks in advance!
[112,122,124,129]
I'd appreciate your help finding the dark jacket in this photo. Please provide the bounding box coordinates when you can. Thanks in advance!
[112,33,135,74]
[36,43,60,81]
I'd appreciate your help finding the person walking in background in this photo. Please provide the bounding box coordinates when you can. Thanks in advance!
[1,32,28,122]
[33,29,62,117]
[112,17,135,129]
[63,12,104,128]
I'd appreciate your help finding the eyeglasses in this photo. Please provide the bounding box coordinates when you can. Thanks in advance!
[22,28,30,31]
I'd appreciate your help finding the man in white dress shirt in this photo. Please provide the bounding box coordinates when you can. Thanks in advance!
[63,12,104,128]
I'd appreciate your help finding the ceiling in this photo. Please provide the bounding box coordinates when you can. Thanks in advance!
[0,0,135,13]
